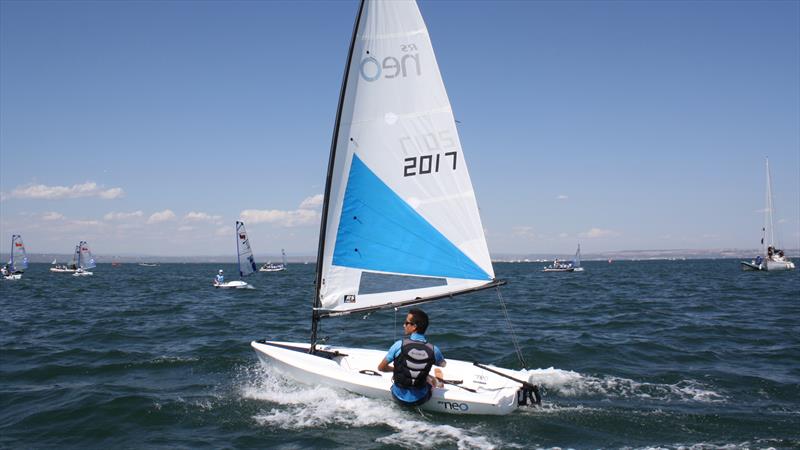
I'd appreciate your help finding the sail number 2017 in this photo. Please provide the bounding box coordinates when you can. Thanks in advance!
[404,152,457,177]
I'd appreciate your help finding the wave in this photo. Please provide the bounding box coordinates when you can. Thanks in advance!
[524,368,726,403]
[237,363,504,449]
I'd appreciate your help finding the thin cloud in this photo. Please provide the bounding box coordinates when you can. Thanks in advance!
[240,208,318,227]
[240,196,322,227]
[3,182,123,200]
[147,209,176,224]
[556,194,569,200]
[512,226,535,238]
[578,227,619,239]
[42,212,65,221]
[299,194,324,209]
[70,219,103,227]
[104,211,144,221]
[184,211,222,223]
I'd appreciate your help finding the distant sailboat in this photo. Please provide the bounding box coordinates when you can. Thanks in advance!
[259,248,287,272]
[2,234,28,280]
[543,244,582,272]
[73,241,96,276]
[51,245,80,273]
[214,221,257,288]
[741,158,795,271]
[572,244,584,272]
[251,0,541,415]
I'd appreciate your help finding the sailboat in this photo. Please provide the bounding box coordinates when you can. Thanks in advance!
[741,158,796,271]
[214,221,257,288]
[572,244,584,272]
[259,248,287,272]
[543,244,583,272]
[72,241,96,276]
[252,0,541,415]
[2,234,28,280]
[50,245,80,273]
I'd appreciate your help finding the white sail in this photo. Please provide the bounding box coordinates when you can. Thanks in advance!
[78,241,96,270]
[236,221,257,277]
[10,234,28,272]
[317,0,495,314]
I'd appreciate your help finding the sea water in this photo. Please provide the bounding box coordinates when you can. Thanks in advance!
[1,260,798,449]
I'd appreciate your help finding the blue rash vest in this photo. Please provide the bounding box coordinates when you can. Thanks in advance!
[384,332,445,404]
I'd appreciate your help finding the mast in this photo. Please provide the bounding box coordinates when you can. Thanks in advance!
[236,221,243,278]
[310,0,367,351]
[765,158,774,252]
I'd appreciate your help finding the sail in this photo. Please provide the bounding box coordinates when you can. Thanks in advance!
[281,249,287,267]
[317,0,495,314]
[10,235,28,272]
[236,221,257,277]
[79,241,96,269]
[71,244,80,269]
[573,244,581,268]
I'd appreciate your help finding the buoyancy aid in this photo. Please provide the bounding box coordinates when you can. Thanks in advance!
[393,338,435,388]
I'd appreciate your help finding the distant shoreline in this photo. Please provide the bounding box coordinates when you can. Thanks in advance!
[7,249,798,264]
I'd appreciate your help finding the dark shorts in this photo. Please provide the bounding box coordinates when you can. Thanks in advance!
[391,386,432,407]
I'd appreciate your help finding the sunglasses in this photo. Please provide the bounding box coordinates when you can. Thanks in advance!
[403,321,416,326]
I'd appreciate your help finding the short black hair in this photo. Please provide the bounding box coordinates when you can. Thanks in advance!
[407,308,429,334]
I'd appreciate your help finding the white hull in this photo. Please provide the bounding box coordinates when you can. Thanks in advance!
[543,267,574,272]
[50,268,77,273]
[259,266,285,272]
[741,259,796,271]
[214,280,250,289]
[3,273,22,280]
[251,340,528,415]
[73,270,93,276]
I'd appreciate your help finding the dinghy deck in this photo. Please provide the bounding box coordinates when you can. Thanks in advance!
[252,340,530,415]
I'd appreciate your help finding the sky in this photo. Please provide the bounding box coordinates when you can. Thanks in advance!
[1,0,799,258]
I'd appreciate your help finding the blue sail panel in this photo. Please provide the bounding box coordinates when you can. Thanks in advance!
[332,155,490,281]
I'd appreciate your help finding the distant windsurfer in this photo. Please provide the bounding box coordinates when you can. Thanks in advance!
[377,308,446,407]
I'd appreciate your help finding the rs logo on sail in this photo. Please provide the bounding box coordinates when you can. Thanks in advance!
[359,44,421,82]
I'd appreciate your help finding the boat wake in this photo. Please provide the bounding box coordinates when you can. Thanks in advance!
[524,367,726,403]
[239,363,504,449]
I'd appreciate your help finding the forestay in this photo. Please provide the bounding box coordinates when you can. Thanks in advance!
[317,0,495,315]
[10,235,28,272]
[78,241,96,270]
[236,221,257,277]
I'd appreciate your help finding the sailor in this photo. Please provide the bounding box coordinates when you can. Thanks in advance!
[215,269,224,285]
[377,308,446,407]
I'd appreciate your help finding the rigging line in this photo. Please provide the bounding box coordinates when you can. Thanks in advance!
[495,286,527,368]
